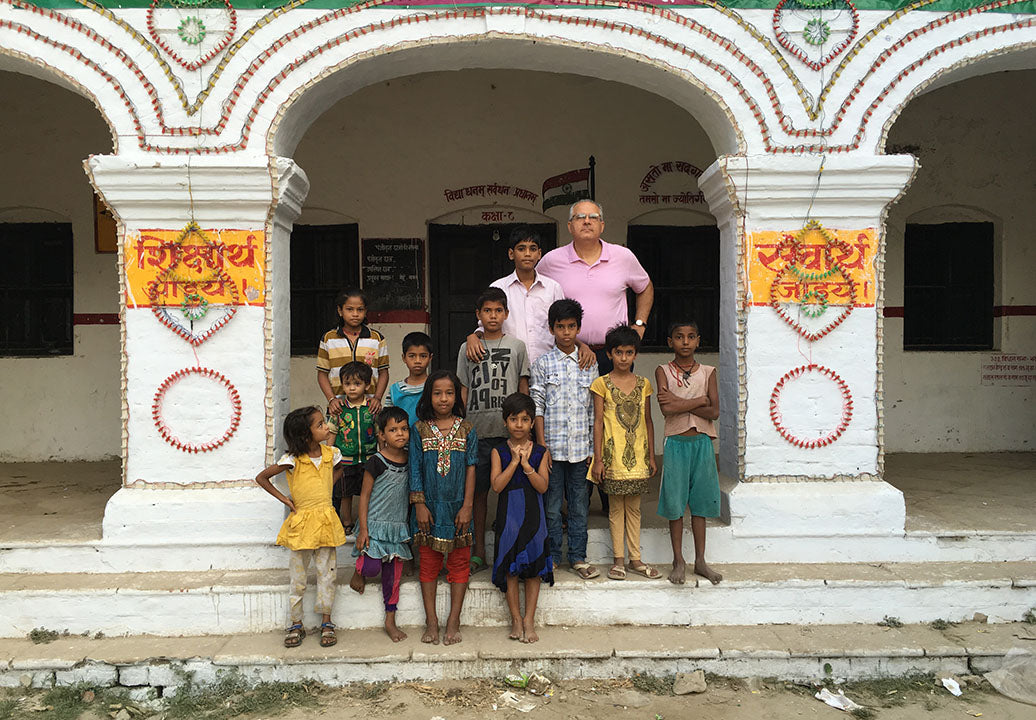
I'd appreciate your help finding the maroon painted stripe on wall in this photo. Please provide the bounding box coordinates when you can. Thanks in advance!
[884,306,1036,318]
[73,313,120,325]
[366,310,430,323]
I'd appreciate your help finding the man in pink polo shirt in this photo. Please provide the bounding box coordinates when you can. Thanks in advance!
[537,200,654,374]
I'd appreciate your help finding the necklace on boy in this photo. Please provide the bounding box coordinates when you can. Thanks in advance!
[667,360,698,387]
[484,337,504,372]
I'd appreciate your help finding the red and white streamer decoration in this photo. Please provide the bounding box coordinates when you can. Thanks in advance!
[152,366,242,453]
[769,363,853,449]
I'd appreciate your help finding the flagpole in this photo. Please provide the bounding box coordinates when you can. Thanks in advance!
[588,155,596,201]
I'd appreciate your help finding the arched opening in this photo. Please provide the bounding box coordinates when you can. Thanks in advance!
[274,48,734,536]
[882,68,1035,534]
[0,67,118,544]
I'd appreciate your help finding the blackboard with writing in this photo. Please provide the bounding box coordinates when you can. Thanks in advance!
[361,238,425,311]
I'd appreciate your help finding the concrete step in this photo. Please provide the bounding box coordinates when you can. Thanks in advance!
[3,524,1034,574]
[1,562,1033,637]
[1,622,1032,688]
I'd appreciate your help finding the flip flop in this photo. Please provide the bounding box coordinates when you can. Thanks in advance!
[469,555,488,574]
[283,623,305,648]
[628,563,662,579]
[607,564,626,581]
[571,562,600,580]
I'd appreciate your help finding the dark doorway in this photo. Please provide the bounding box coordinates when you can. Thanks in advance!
[429,223,557,369]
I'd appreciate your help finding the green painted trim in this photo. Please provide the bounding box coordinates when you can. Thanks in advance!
[16,0,1036,13]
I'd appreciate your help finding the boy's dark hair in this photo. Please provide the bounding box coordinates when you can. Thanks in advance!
[416,370,466,422]
[508,226,541,251]
[667,319,700,337]
[333,287,367,330]
[475,286,508,312]
[501,392,536,422]
[402,331,433,355]
[339,360,373,385]
[283,406,320,458]
[605,324,641,353]
[548,298,583,329]
[376,406,410,433]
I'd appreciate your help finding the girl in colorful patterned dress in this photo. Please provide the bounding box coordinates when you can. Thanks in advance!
[255,406,347,648]
[349,406,413,642]
[591,325,660,581]
[409,370,477,646]
[490,392,553,644]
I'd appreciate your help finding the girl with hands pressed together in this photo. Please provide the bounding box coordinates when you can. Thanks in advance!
[490,393,554,643]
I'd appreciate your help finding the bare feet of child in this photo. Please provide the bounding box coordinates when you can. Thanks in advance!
[384,614,407,643]
[694,559,723,584]
[668,559,687,585]
[508,617,523,641]
[421,622,439,645]
[443,618,462,645]
[348,570,365,594]
[521,618,539,644]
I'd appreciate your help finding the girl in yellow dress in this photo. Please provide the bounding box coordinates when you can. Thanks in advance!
[256,406,347,647]
[591,325,660,581]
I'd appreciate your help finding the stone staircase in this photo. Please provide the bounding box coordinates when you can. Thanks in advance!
[1,561,1033,638]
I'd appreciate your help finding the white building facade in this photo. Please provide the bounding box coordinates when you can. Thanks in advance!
[0,0,1033,572]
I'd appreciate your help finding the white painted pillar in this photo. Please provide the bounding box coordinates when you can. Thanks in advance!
[700,154,916,537]
[87,155,310,555]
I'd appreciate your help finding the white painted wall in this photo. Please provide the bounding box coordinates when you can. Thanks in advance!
[884,70,1036,453]
[0,72,118,461]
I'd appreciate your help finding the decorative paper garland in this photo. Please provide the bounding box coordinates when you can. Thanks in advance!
[149,269,239,346]
[152,366,241,453]
[773,0,860,72]
[769,364,853,449]
[146,0,237,72]
[768,221,857,342]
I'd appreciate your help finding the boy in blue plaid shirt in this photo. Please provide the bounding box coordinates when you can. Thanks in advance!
[530,299,600,580]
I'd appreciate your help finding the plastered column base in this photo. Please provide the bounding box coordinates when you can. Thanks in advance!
[102,487,286,544]
[728,481,906,537]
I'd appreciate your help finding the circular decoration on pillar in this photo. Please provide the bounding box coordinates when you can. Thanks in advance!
[769,364,853,449]
[180,292,209,320]
[177,16,207,45]
[803,17,831,46]
[152,367,241,453]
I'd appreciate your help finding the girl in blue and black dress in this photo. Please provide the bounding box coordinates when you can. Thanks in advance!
[490,392,554,644]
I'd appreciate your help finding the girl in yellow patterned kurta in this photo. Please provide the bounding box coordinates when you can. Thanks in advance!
[591,326,660,581]
[256,406,347,648]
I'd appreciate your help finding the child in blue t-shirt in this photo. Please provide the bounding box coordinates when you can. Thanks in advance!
[385,331,432,428]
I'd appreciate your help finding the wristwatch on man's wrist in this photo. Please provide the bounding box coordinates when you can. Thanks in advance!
[633,319,646,328]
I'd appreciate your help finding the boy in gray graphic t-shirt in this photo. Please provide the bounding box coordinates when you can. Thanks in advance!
[457,287,530,574]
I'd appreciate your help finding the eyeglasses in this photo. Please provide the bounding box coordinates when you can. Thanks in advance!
[572,213,602,221]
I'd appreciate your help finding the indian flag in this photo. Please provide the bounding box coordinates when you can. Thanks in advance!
[542,168,590,211]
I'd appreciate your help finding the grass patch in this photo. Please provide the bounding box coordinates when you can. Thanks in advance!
[0,696,18,720]
[1024,608,1035,624]
[630,673,675,696]
[850,708,876,720]
[877,616,904,628]
[165,671,319,720]
[27,628,62,645]
[929,618,958,630]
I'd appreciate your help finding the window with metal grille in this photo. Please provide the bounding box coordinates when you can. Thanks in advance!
[626,225,720,353]
[903,222,993,351]
[0,223,73,356]
[290,224,360,355]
